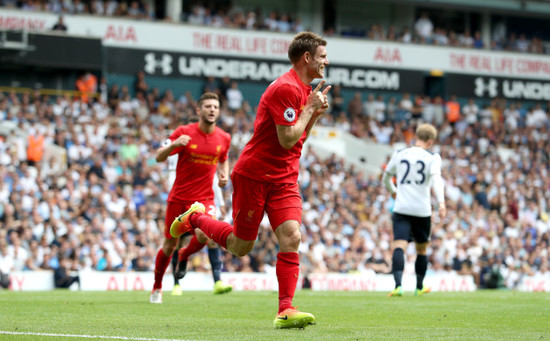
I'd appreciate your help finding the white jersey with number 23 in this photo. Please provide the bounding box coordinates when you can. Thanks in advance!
[384,146,442,217]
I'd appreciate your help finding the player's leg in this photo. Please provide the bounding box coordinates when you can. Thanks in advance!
[389,213,411,297]
[412,216,432,295]
[186,173,264,257]
[269,183,315,329]
[171,236,185,296]
[177,232,204,279]
[205,239,233,294]
[199,202,231,293]
[151,201,186,303]
[151,236,178,303]
[272,220,315,329]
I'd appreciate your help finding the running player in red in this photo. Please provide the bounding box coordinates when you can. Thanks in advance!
[150,92,232,303]
[170,32,331,328]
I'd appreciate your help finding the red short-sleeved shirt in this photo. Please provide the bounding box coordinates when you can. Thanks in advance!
[233,68,312,184]
[167,123,231,203]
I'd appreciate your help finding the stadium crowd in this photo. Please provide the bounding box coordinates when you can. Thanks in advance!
[0,0,547,55]
[0,74,549,291]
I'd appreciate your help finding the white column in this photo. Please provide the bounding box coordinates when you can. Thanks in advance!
[297,0,324,34]
[165,0,182,22]
[481,11,491,50]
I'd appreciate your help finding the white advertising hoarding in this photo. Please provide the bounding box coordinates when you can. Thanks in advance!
[7,270,484,292]
[8,270,548,292]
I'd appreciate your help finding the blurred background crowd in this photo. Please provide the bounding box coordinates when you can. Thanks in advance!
[0,71,548,291]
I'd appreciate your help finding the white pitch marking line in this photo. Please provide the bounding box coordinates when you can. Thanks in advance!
[0,331,195,341]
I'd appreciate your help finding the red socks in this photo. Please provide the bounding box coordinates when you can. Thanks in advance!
[276,252,300,313]
[178,234,206,261]
[190,212,233,249]
[153,248,171,290]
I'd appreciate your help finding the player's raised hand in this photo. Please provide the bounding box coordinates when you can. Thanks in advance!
[306,80,328,110]
[319,83,332,110]
[173,134,191,147]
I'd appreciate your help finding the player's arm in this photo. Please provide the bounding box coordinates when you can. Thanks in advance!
[217,159,229,188]
[155,134,191,162]
[304,105,329,142]
[432,174,446,219]
[382,152,398,198]
[382,170,397,198]
[276,81,331,150]
[431,155,446,219]
[212,173,226,217]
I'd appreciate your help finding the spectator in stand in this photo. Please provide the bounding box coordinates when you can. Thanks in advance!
[516,34,530,53]
[51,15,67,32]
[374,94,387,122]
[462,98,479,126]
[127,0,143,19]
[473,31,484,49]
[202,76,218,95]
[26,126,44,167]
[134,71,149,98]
[277,13,292,33]
[506,33,518,51]
[363,93,376,120]
[347,92,363,118]
[459,29,474,48]
[448,30,460,47]
[226,81,244,112]
[399,26,412,43]
[89,0,103,15]
[503,103,520,131]
[245,10,256,30]
[329,85,344,117]
[445,95,460,126]
[414,12,433,43]
[292,17,304,33]
[433,27,448,46]
[526,103,547,128]
[396,93,413,122]
[264,11,279,31]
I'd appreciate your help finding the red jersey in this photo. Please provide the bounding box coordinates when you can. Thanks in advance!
[167,123,231,203]
[233,69,312,184]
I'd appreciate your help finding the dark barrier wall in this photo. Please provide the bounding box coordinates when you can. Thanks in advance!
[446,73,550,101]
[105,47,426,94]
[1,32,102,71]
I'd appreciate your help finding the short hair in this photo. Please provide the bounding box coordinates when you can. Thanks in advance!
[198,92,219,107]
[288,32,327,64]
[416,123,438,142]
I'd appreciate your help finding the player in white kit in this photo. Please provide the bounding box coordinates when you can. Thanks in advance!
[382,123,446,296]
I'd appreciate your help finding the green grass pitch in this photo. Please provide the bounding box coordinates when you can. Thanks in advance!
[1,290,549,340]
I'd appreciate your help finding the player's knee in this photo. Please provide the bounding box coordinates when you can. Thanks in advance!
[163,237,178,254]
[416,242,428,254]
[234,245,253,257]
[279,228,301,251]
[233,240,255,257]
[195,230,209,244]
[392,240,407,251]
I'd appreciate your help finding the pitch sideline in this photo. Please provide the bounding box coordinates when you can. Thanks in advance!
[0,331,195,341]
